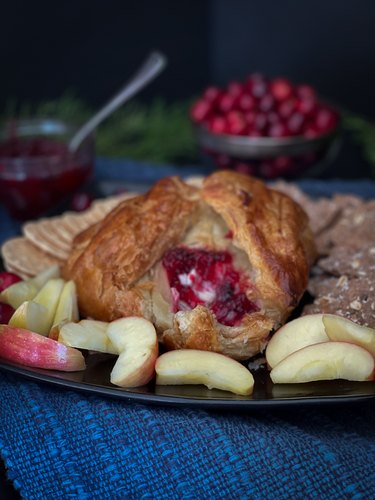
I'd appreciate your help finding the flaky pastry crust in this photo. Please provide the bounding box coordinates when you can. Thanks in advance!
[63,171,316,360]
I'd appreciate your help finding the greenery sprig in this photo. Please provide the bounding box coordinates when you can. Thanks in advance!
[2,92,198,164]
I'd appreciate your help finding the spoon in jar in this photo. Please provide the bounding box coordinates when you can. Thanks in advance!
[68,51,167,153]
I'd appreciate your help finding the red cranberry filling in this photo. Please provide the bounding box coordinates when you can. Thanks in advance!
[162,246,258,326]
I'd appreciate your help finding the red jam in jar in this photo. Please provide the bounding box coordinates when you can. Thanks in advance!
[0,120,94,220]
[162,246,259,326]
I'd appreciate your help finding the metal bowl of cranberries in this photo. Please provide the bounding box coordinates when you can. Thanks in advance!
[190,74,341,179]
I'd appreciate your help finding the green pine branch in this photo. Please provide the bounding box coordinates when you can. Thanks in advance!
[1,92,198,164]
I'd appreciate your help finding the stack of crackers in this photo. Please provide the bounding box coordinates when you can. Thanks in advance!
[1,179,374,327]
[273,181,375,327]
[1,193,133,279]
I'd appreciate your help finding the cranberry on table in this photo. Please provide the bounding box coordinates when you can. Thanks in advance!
[70,192,92,212]
[0,302,15,324]
[0,272,22,293]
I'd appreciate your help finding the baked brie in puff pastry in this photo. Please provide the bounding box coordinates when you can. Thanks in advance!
[63,171,316,360]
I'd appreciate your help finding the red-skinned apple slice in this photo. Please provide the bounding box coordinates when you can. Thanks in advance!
[323,314,375,357]
[106,317,158,388]
[155,349,254,395]
[0,325,86,371]
[270,341,375,383]
[266,314,328,368]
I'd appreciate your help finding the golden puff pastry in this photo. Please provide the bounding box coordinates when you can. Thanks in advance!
[63,171,316,360]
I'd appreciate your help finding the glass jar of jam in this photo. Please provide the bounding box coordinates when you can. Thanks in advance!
[0,119,94,219]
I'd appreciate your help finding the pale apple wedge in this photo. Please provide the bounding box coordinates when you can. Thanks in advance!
[30,264,60,288]
[8,301,48,333]
[323,314,375,357]
[107,317,158,388]
[0,264,60,309]
[50,280,79,336]
[33,278,65,335]
[266,314,328,368]
[270,342,375,384]
[155,349,254,396]
[58,320,117,354]
[0,324,85,371]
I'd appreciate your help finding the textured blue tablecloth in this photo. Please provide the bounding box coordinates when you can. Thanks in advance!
[1,159,375,499]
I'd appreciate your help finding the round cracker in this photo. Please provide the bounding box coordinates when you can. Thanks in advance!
[1,237,61,276]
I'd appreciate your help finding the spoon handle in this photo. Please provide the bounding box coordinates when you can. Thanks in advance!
[69,51,167,152]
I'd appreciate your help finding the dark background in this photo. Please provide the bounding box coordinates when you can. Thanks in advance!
[0,2,374,495]
[1,0,375,117]
[1,0,375,180]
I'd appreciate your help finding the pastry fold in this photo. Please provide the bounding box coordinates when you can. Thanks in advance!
[63,171,316,360]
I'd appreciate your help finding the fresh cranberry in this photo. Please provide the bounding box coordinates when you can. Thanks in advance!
[258,161,279,179]
[272,156,294,174]
[70,192,92,212]
[217,93,237,114]
[253,113,268,133]
[258,94,275,113]
[162,246,258,326]
[287,112,305,135]
[296,84,316,100]
[214,153,233,169]
[278,98,296,119]
[270,78,294,101]
[0,272,22,293]
[238,93,256,112]
[295,97,317,116]
[203,86,222,104]
[0,302,15,324]
[226,111,247,135]
[246,73,268,98]
[227,81,243,97]
[267,112,280,125]
[208,116,228,134]
[190,99,212,123]
[247,128,263,138]
[303,122,320,138]
[268,122,289,138]
[244,111,256,127]
[233,162,256,175]
[314,107,337,133]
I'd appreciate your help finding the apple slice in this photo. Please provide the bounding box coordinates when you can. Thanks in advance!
[323,314,375,357]
[50,280,79,336]
[8,301,48,333]
[266,314,328,368]
[58,320,117,354]
[155,349,254,396]
[33,278,65,335]
[270,341,375,383]
[0,324,85,371]
[106,317,158,388]
[0,264,60,309]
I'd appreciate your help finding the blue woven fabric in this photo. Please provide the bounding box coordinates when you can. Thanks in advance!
[1,160,375,498]
[0,372,374,499]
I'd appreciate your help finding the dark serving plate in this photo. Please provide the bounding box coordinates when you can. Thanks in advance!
[1,178,374,409]
[0,353,374,409]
